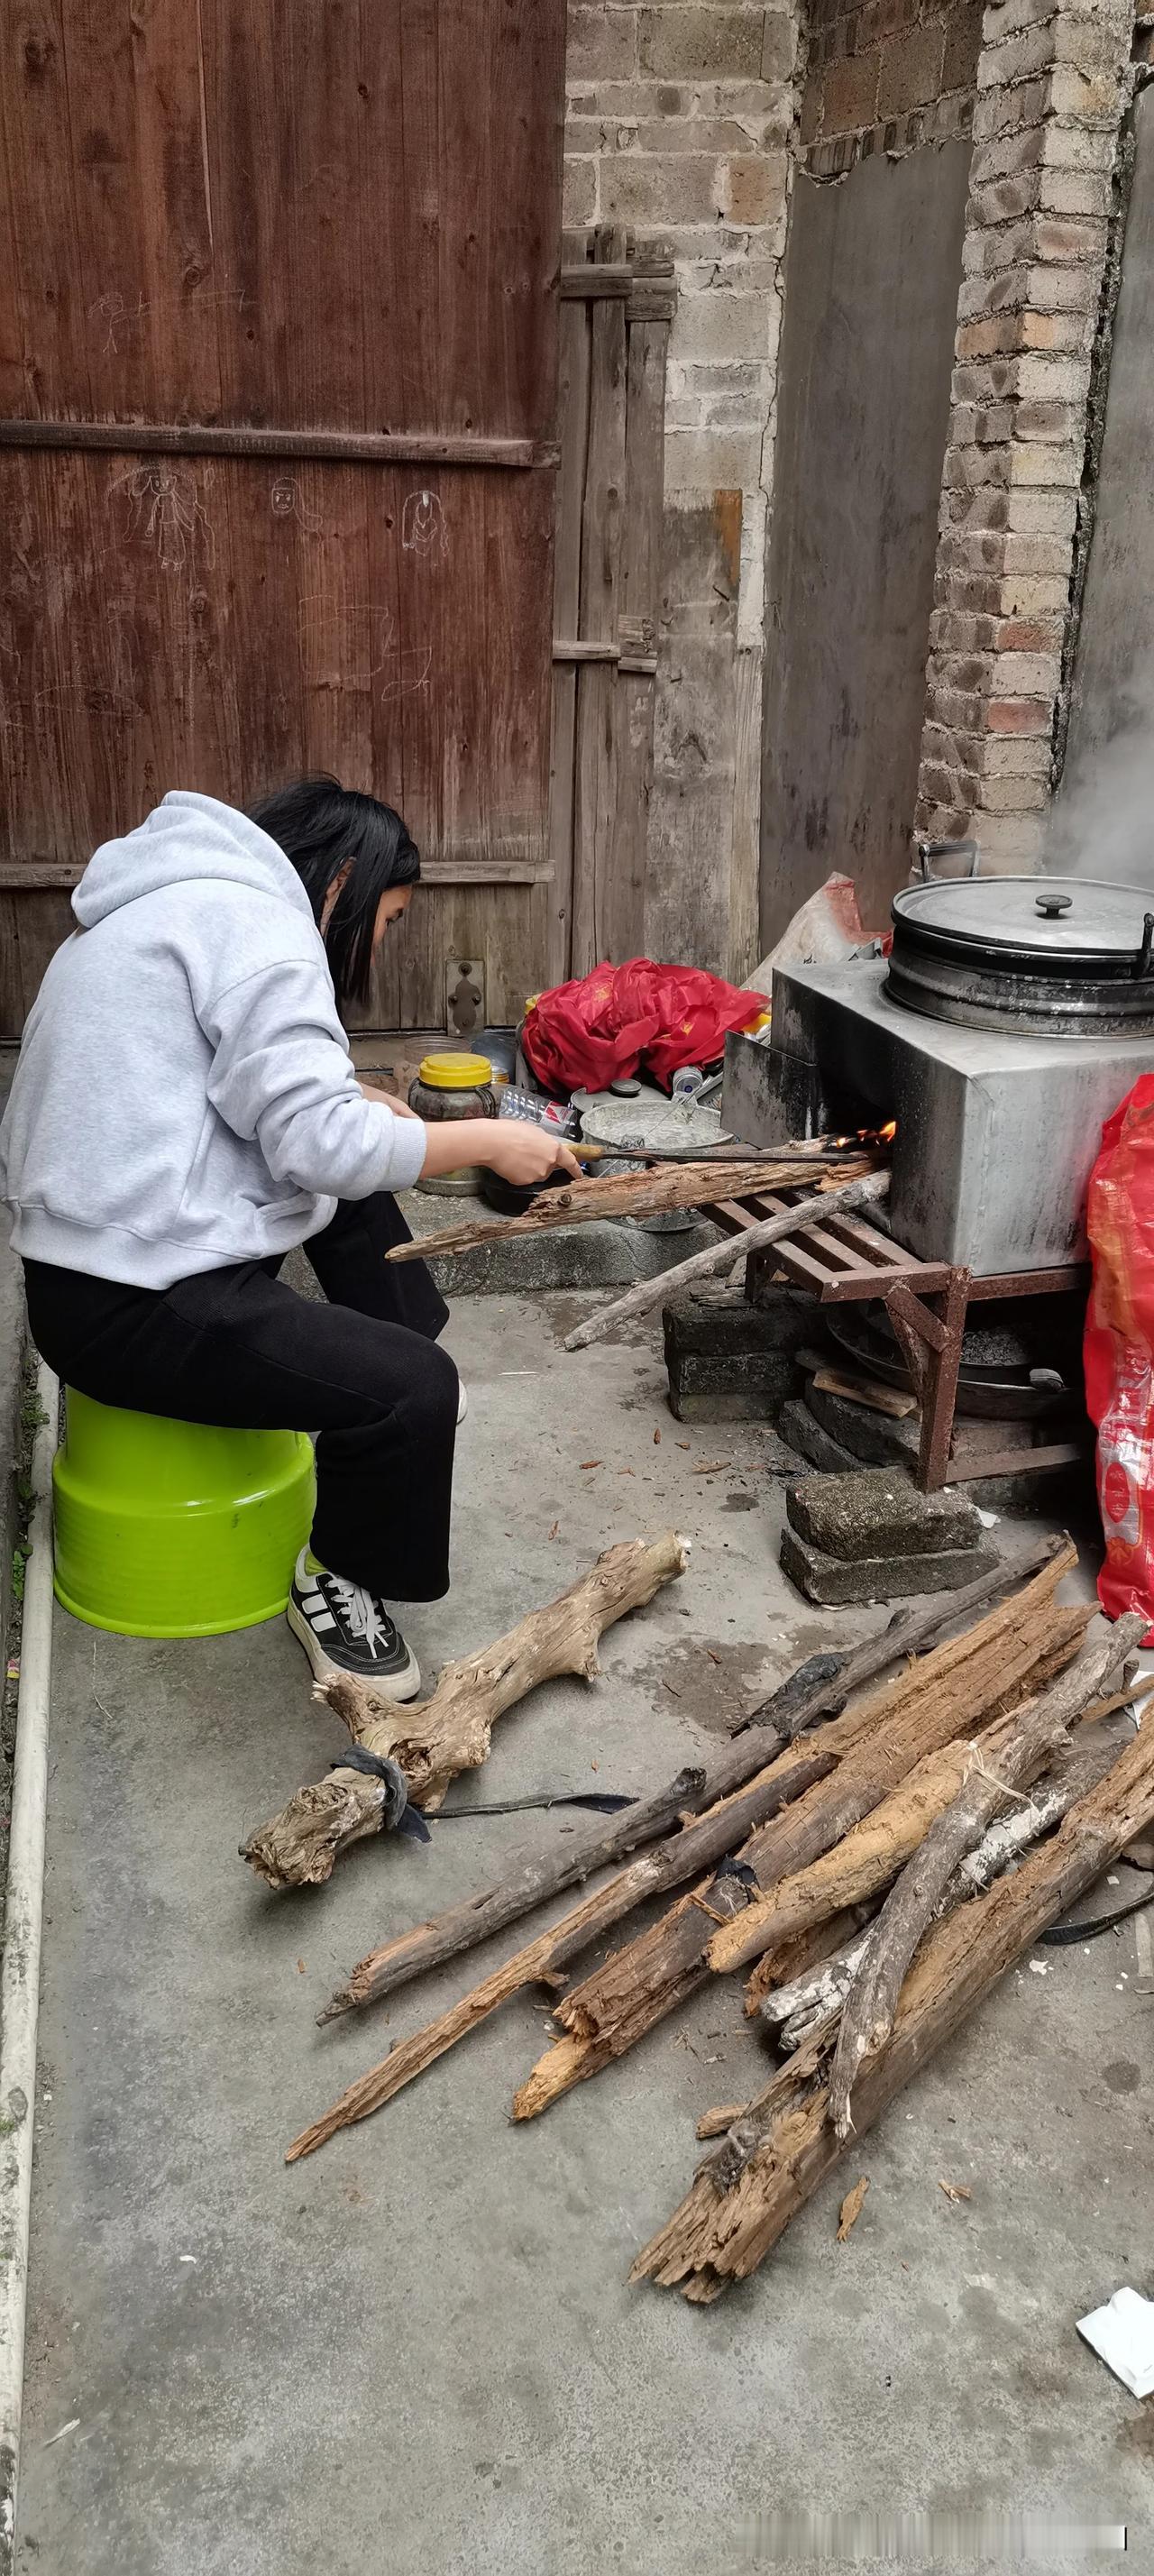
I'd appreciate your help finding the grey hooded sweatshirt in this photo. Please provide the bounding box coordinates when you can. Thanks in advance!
[0,791,426,1288]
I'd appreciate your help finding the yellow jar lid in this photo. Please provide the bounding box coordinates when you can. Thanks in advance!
[417,1052,493,1090]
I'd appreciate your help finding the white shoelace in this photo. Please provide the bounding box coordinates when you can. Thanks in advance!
[328,1575,394,1657]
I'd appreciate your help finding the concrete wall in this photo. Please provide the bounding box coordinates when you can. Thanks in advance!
[761,140,973,946]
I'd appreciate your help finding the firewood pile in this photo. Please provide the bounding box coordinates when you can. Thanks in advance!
[249,1534,1154,2307]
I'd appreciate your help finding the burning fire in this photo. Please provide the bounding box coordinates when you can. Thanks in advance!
[832,1120,897,1149]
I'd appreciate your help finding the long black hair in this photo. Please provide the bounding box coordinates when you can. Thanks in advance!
[250,776,419,1008]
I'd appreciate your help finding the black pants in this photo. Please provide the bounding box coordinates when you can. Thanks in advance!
[23,1196,456,1601]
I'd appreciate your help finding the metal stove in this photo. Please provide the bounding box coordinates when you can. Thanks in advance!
[719,873,1154,1492]
[724,875,1154,1277]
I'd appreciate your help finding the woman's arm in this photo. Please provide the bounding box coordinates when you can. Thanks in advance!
[418,1119,582,1184]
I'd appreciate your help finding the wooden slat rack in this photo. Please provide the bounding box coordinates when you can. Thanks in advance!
[708,1189,1089,1495]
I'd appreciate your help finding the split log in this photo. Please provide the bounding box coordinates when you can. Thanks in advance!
[563,1172,892,1353]
[762,1937,870,2050]
[322,1539,1053,2021]
[728,1602,1091,1998]
[949,1729,1125,1899]
[629,1716,1154,2301]
[714,1607,1094,1995]
[242,1532,687,1892]
[286,1738,885,2160]
[510,1551,1082,2120]
[385,1152,879,1264]
[828,1613,1144,2136]
[762,1732,1125,2058]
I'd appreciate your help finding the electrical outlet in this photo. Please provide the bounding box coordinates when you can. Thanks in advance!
[445,955,486,1040]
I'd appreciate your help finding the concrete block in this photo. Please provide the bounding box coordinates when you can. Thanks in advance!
[777,1398,861,1477]
[786,1466,985,1563]
[568,5,638,83]
[662,1290,808,1361]
[600,152,719,226]
[877,19,946,119]
[638,7,765,79]
[820,50,880,134]
[781,1523,1000,1606]
[667,1348,801,1424]
[719,155,783,226]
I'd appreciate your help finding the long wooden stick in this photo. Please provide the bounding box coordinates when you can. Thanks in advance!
[759,1728,1126,2058]
[385,1151,880,1264]
[286,1742,866,2161]
[282,1544,1074,2159]
[631,1719,1154,2301]
[509,1550,1080,2121]
[827,1614,1144,2134]
[322,1540,1055,2022]
[563,1173,892,1352]
[242,1532,687,1891]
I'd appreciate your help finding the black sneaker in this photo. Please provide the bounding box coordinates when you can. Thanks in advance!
[288,1550,422,1701]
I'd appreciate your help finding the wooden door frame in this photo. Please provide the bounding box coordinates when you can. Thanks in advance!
[549,229,675,982]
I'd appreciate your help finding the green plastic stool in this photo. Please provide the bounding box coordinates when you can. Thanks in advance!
[53,1390,316,1639]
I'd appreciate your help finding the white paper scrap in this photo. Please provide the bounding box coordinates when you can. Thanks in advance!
[1077,2287,1154,2400]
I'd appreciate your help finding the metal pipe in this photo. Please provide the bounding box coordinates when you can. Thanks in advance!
[0,1365,59,2570]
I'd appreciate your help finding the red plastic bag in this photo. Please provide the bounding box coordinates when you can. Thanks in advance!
[1084,1074,1154,1637]
[521,958,768,1097]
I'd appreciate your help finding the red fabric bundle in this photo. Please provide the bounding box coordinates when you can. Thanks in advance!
[1085,1075,1154,1637]
[521,958,768,1096]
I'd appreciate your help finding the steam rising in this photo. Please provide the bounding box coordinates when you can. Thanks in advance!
[1048,662,1154,886]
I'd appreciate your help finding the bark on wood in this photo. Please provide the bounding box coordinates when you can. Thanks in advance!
[711,1611,1089,2001]
[563,1173,893,1352]
[385,1152,879,1263]
[949,1730,1123,1899]
[509,1549,1080,2120]
[828,1615,1144,2137]
[734,1604,1090,2003]
[763,1735,1122,2058]
[321,1540,1053,2021]
[761,1933,874,2045]
[286,1734,849,2160]
[242,1532,687,1892]
[630,1718,1154,2301]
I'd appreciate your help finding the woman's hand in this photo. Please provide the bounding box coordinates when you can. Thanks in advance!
[484,1123,582,1186]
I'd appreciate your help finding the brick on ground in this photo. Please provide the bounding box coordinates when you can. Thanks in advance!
[780,1522,1000,1608]
[785,1466,985,1563]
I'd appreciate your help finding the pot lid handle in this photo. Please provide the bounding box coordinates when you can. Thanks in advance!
[1035,891,1073,918]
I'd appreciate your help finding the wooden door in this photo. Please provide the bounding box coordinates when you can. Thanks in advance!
[0,0,564,1034]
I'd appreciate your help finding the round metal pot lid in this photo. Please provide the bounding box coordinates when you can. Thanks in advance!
[892,875,1154,976]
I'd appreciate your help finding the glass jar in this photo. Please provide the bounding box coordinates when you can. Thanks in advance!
[408,1052,498,1196]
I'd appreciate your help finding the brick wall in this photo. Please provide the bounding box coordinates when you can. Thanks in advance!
[564,4,801,972]
[800,0,984,172]
[915,0,1137,870]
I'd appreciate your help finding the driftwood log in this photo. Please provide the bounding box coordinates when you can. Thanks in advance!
[385,1150,879,1264]
[827,1614,1144,2135]
[320,1543,1051,2022]
[630,1717,1154,2301]
[563,1172,891,1352]
[242,1533,687,1892]
[510,1545,1080,2120]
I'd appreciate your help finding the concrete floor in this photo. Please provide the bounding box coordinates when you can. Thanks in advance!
[15,1292,1154,2575]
